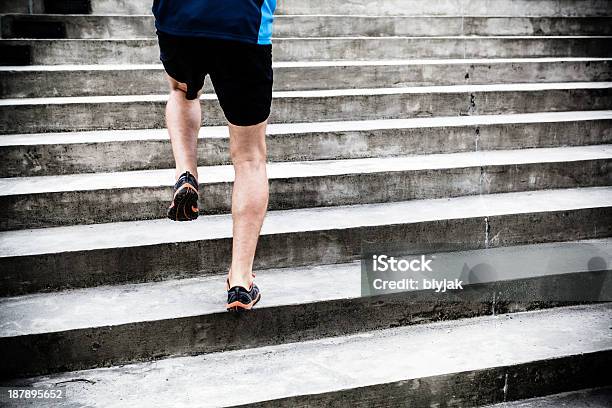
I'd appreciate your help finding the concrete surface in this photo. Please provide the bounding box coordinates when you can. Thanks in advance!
[5,81,612,105]
[2,82,611,134]
[1,271,610,378]
[3,58,611,98]
[6,0,612,15]
[3,144,610,194]
[1,111,610,176]
[0,1,610,404]
[0,187,610,295]
[2,186,610,257]
[2,110,609,145]
[0,144,610,229]
[2,15,611,39]
[273,0,612,17]
[0,238,609,377]
[2,238,609,337]
[2,36,612,66]
[3,0,604,17]
[2,112,609,176]
[2,304,611,407]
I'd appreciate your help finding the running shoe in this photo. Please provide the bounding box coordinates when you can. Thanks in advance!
[167,171,199,221]
[226,283,261,311]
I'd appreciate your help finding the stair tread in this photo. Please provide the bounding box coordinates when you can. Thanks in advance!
[1,111,611,146]
[272,35,612,39]
[1,187,610,257]
[1,238,609,337]
[4,0,606,17]
[1,57,610,71]
[4,14,611,17]
[2,82,611,106]
[6,303,611,406]
[1,144,610,195]
[3,35,612,40]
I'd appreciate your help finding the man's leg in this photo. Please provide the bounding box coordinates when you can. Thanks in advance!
[227,120,269,289]
[165,74,202,221]
[165,75,201,180]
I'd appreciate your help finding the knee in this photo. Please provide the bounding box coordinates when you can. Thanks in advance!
[230,141,266,166]
[229,123,267,165]
[230,145,266,167]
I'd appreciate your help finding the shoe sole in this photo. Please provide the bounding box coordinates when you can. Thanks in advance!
[168,187,199,222]
[227,293,262,312]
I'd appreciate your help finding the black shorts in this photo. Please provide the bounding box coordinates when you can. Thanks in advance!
[157,31,273,126]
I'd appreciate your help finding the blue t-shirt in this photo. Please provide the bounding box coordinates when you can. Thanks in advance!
[152,0,276,45]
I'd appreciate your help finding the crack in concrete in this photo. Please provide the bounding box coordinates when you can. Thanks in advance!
[54,378,97,385]
[492,291,496,316]
[484,216,490,249]
[467,93,477,115]
[479,165,493,196]
[503,372,509,402]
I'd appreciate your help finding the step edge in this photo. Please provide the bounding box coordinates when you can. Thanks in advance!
[2,111,611,145]
[1,238,610,338]
[0,187,610,257]
[1,144,611,195]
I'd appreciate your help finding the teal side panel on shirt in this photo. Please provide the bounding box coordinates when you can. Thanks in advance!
[257,0,277,45]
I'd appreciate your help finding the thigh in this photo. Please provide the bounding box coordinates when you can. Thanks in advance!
[209,40,273,126]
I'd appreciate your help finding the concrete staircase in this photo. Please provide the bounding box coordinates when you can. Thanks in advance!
[0,0,611,406]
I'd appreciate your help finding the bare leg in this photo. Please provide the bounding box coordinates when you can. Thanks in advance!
[227,121,269,289]
[165,75,201,180]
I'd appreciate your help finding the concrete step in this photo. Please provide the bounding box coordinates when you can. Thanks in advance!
[2,111,611,177]
[4,0,610,17]
[2,36,612,65]
[0,239,610,378]
[1,187,610,295]
[3,15,612,39]
[2,304,610,406]
[1,145,610,230]
[2,82,611,134]
[2,58,611,98]
[482,387,612,408]
[278,0,612,17]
